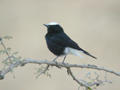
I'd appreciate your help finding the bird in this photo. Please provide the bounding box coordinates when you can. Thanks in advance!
[43,22,97,63]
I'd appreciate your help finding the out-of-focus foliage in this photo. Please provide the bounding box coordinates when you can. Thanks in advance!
[0,36,22,68]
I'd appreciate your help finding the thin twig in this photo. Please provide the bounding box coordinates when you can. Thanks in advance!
[36,65,50,78]
[0,40,12,63]
[67,67,90,88]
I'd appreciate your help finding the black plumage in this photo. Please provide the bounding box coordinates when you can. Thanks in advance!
[44,22,97,59]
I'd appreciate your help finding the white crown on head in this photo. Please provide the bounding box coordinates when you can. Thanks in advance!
[47,22,59,25]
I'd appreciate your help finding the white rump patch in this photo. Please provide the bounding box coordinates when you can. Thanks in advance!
[64,47,83,58]
[47,22,59,25]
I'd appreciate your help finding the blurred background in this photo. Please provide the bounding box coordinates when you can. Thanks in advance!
[0,0,120,90]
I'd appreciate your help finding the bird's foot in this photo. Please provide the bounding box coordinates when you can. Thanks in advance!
[52,59,58,64]
[52,60,60,68]
[53,61,61,68]
[53,60,57,64]
[62,61,65,65]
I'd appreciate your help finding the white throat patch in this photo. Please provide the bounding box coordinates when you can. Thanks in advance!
[47,22,59,25]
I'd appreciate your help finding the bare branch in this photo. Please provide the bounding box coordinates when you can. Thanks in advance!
[0,59,120,78]
[23,59,120,76]
[0,58,120,89]
[67,67,90,89]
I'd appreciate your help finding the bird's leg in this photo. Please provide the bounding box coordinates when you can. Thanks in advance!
[62,55,67,64]
[53,56,59,62]
[52,56,61,68]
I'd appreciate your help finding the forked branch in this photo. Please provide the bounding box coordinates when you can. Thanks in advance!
[0,58,120,89]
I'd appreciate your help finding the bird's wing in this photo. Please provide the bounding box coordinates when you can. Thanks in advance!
[49,32,97,59]
[50,32,80,49]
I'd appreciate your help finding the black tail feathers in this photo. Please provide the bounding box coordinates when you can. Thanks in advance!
[80,48,97,59]
[84,51,97,59]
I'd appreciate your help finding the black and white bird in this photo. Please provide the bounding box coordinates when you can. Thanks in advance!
[44,22,97,63]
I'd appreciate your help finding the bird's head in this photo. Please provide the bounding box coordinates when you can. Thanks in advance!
[43,22,64,33]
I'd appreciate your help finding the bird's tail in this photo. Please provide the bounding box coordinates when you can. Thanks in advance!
[80,48,97,59]
[67,47,97,59]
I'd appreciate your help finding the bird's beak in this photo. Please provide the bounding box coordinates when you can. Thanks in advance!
[43,24,48,27]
